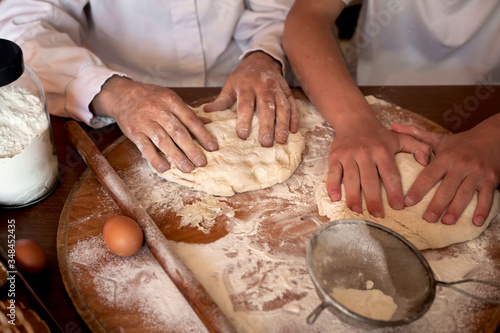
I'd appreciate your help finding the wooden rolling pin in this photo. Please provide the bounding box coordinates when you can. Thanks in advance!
[65,121,236,333]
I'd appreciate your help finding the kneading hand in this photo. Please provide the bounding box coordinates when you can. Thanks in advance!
[91,76,218,173]
[204,51,299,147]
[392,122,500,226]
[328,120,431,218]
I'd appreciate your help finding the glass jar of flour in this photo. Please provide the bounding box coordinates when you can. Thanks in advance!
[0,38,59,208]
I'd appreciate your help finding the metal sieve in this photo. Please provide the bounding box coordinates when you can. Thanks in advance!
[302,216,500,329]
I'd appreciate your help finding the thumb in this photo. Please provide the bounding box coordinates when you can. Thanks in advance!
[397,132,433,166]
[391,123,442,148]
[204,87,236,113]
[198,116,212,125]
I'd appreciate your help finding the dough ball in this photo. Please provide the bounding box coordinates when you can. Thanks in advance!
[316,153,500,250]
[153,104,305,196]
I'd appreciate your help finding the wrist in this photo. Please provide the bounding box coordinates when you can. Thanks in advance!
[91,76,132,118]
[320,92,379,130]
[244,51,283,74]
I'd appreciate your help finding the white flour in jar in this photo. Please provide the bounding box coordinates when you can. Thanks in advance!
[0,85,58,206]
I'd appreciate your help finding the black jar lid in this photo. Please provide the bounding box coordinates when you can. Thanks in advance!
[0,38,24,87]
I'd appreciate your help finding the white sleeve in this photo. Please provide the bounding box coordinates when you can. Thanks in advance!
[235,0,295,76]
[0,0,126,128]
[342,0,362,6]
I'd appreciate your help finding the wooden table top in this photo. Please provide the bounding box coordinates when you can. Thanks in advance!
[0,86,498,332]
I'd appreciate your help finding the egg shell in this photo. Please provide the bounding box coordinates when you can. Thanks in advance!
[102,215,143,257]
[15,239,48,273]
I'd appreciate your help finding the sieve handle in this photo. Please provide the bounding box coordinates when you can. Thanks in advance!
[437,279,500,305]
[301,216,323,227]
[307,302,329,325]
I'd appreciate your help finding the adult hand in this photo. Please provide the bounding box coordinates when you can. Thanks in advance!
[392,122,500,226]
[328,121,431,218]
[204,51,299,147]
[91,76,218,173]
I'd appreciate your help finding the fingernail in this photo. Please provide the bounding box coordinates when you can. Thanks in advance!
[262,134,273,146]
[278,130,289,143]
[473,216,485,227]
[207,140,218,151]
[157,163,169,173]
[442,214,455,225]
[393,201,404,210]
[179,160,194,173]
[238,128,249,139]
[405,196,415,207]
[424,211,438,223]
[350,205,362,214]
[329,192,340,201]
[372,211,383,218]
[192,155,205,167]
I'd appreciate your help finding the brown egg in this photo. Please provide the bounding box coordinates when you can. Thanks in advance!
[15,239,48,273]
[102,215,144,257]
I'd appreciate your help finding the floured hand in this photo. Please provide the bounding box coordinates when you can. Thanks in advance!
[204,51,299,147]
[392,120,500,227]
[91,76,219,173]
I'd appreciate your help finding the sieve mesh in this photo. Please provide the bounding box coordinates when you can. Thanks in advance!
[307,219,436,326]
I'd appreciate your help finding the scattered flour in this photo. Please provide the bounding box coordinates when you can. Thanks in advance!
[178,195,235,233]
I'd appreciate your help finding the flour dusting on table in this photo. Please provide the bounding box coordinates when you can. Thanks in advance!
[66,97,500,332]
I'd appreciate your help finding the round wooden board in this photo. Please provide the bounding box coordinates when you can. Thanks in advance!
[57,94,500,332]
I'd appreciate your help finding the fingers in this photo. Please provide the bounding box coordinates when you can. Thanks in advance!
[157,105,220,169]
[236,90,256,140]
[391,123,442,149]
[139,120,204,173]
[472,185,495,226]
[357,155,384,217]
[404,161,445,210]
[397,133,432,166]
[109,82,218,173]
[437,175,477,225]
[256,92,277,147]
[132,132,171,173]
[420,168,464,223]
[376,155,405,211]
[288,95,300,134]
[203,87,236,113]
[423,168,495,227]
[341,158,362,214]
[326,160,343,202]
[236,89,296,146]
[274,91,291,144]
[168,102,219,152]
[216,53,296,145]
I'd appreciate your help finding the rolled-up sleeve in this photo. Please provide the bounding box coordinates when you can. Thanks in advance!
[235,0,295,75]
[0,0,124,128]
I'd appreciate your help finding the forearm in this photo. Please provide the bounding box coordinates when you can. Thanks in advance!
[474,112,500,132]
[283,0,377,130]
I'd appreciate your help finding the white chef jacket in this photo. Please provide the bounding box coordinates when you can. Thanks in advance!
[0,0,292,128]
[342,0,500,86]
